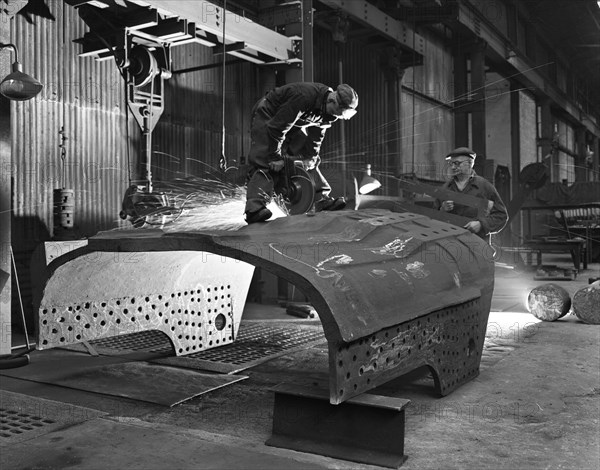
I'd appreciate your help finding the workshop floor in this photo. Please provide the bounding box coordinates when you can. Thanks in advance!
[1,253,599,470]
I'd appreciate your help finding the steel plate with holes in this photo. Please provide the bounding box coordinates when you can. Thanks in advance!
[85,330,173,353]
[62,330,174,356]
[35,250,255,356]
[152,322,326,373]
[0,390,105,446]
[37,209,495,404]
[0,409,56,440]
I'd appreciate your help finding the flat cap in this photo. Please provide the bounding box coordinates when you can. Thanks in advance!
[445,147,476,160]
[336,84,358,109]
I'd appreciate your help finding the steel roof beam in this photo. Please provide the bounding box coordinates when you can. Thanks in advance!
[454,1,599,136]
[130,0,298,62]
[319,0,425,59]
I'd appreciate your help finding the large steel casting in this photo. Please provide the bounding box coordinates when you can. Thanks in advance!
[36,209,495,404]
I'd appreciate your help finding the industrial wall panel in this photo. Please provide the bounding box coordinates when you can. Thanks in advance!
[312,27,388,197]
[557,151,575,183]
[153,44,257,181]
[486,74,511,169]
[402,28,454,181]
[519,90,538,168]
[557,118,575,153]
[401,94,454,181]
[408,29,453,107]
[10,4,131,251]
[313,24,454,196]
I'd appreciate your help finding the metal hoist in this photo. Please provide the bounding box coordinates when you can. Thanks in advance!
[117,33,177,227]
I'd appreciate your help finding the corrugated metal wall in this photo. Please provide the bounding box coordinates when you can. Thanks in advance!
[9,3,137,322]
[10,2,132,249]
[405,27,455,180]
[312,27,386,196]
[9,4,260,254]
[312,25,454,194]
[153,45,258,182]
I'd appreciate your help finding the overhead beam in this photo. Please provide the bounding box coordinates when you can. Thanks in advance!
[318,0,425,59]
[395,5,455,24]
[454,1,599,137]
[138,17,191,41]
[70,0,300,65]
[76,4,160,31]
[172,58,247,75]
[212,41,246,55]
[258,3,302,28]
[129,0,298,62]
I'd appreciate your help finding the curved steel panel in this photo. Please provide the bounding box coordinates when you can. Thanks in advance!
[88,209,495,344]
[39,209,495,403]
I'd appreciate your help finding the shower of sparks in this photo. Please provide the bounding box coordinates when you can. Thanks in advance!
[119,174,292,232]
[139,175,248,231]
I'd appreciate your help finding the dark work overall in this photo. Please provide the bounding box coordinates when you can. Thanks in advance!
[245,83,337,215]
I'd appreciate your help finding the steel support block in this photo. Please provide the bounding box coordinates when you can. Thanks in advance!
[266,383,410,468]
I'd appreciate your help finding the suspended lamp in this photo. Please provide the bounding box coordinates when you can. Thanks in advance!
[0,43,43,101]
[359,164,382,195]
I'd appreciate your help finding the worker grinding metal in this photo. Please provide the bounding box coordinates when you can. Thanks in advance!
[436,147,508,238]
[244,82,359,224]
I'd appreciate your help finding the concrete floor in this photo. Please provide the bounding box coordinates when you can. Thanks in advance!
[1,253,599,470]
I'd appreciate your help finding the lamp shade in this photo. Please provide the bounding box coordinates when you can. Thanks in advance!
[0,61,43,101]
[358,164,381,195]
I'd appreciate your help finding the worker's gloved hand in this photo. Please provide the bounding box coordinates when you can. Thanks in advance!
[268,159,285,172]
[301,156,319,171]
[464,220,482,233]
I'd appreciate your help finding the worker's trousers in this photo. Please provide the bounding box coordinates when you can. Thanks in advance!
[244,99,331,215]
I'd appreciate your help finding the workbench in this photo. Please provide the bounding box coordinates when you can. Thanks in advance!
[524,238,588,271]
[521,203,599,265]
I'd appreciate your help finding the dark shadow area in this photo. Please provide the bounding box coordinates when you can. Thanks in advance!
[372,365,439,399]
[11,216,51,337]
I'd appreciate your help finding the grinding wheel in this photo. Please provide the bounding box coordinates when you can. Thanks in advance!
[274,159,315,215]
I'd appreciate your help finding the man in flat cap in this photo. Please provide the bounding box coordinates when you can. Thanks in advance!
[244,82,359,224]
[436,147,508,238]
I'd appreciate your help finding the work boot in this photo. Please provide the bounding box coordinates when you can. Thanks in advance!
[245,207,272,224]
[315,197,346,212]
